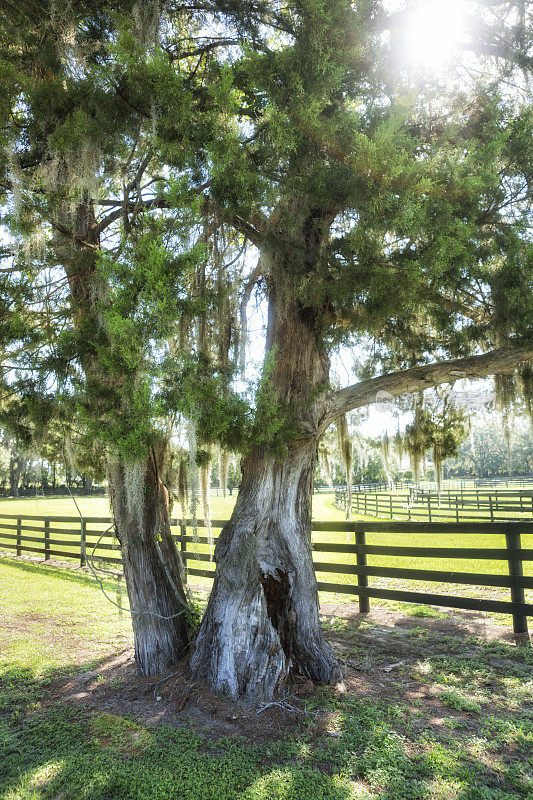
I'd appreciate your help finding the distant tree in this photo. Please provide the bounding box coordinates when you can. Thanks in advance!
[447,417,533,477]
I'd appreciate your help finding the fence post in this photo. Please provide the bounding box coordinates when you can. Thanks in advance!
[389,494,393,519]
[179,521,188,581]
[80,518,86,567]
[489,496,494,523]
[355,526,370,613]
[505,524,529,643]
[16,517,21,556]
[44,519,50,560]
[427,494,432,522]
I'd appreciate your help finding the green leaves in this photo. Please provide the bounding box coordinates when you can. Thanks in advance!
[161,352,251,452]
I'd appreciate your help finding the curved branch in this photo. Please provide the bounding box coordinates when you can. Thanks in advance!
[321,344,533,430]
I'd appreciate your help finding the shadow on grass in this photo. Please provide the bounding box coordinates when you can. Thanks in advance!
[1,558,531,798]
[1,653,531,800]
[0,555,122,595]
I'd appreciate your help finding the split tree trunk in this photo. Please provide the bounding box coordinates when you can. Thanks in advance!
[107,453,190,676]
[191,439,341,698]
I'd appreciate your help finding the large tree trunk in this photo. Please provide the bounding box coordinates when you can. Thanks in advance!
[192,243,342,698]
[191,439,341,698]
[107,452,190,676]
[61,200,191,677]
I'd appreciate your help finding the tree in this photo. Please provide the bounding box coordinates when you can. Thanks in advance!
[189,0,533,698]
[448,416,533,476]
[0,0,222,674]
[2,0,531,698]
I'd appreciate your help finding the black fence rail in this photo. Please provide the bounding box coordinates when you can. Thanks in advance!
[335,487,533,523]
[474,476,533,488]
[0,514,531,638]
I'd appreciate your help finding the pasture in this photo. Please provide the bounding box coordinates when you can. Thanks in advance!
[0,491,531,627]
[1,491,532,799]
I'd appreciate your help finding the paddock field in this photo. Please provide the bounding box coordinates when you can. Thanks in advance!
[0,491,531,627]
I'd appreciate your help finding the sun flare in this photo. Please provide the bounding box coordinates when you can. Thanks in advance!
[401,0,467,70]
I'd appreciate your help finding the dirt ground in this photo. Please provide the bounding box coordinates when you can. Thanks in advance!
[43,602,531,744]
[6,551,531,743]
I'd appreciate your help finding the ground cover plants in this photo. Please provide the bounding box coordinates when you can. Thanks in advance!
[1,555,532,800]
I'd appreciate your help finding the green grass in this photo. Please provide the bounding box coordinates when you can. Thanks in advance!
[1,558,532,800]
[0,558,132,686]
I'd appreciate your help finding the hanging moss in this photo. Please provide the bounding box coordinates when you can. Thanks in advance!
[187,415,199,540]
[432,442,443,492]
[218,448,230,498]
[502,413,514,472]
[519,364,533,428]
[176,453,188,520]
[404,396,426,487]
[381,432,391,484]
[405,393,469,491]
[318,446,333,487]
[494,373,517,411]
[336,414,352,520]
[199,457,213,555]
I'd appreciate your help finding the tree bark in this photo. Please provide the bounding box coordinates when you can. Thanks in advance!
[191,438,341,699]
[192,249,342,698]
[324,345,533,428]
[107,451,190,676]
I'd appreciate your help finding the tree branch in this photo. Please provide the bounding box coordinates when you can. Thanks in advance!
[321,344,533,430]
[202,196,266,248]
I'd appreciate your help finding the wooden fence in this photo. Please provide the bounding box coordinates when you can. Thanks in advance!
[0,513,532,637]
[335,487,533,523]
[334,476,533,494]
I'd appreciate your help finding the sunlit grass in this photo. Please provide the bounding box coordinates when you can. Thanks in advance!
[0,554,532,799]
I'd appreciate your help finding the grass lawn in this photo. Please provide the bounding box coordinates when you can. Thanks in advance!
[0,556,532,799]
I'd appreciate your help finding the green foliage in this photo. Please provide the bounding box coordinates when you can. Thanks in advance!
[161,352,251,453]
[1,0,532,479]
[251,347,298,457]
[448,416,533,477]
[439,689,482,714]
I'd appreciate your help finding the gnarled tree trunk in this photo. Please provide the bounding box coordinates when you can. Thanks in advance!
[61,201,190,677]
[192,248,342,698]
[191,439,341,698]
[107,452,190,676]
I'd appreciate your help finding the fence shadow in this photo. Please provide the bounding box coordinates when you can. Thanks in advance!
[0,554,121,594]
